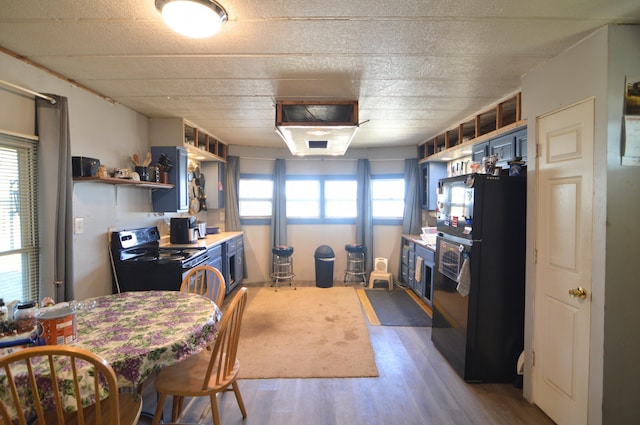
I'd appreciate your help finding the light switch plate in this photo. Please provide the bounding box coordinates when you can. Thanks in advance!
[74,217,84,235]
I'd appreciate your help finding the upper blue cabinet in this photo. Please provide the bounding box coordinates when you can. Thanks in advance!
[420,162,447,210]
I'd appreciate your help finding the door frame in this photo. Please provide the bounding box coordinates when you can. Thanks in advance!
[523,96,606,424]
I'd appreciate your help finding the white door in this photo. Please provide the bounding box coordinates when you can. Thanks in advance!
[533,98,594,425]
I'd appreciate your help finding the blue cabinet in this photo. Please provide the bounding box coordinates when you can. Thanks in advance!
[223,235,244,294]
[471,141,489,163]
[420,162,447,210]
[515,128,527,160]
[414,244,435,307]
[151,146,188,212]
[489,134,516,168]
[206,244,223,274]
[471,126,527,168]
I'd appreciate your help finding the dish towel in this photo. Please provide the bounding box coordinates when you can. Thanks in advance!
[456,257,471,297]
[415,256,423,282]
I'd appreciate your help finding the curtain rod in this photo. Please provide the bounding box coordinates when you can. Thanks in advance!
[0,79,56,104]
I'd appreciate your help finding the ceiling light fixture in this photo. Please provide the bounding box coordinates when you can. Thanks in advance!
[275,101,359,156]
[155,0,228,38]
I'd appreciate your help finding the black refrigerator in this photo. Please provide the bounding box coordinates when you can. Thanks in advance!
[431,173,526,383]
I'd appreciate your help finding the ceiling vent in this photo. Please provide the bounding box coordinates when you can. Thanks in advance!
[275,100,359,156]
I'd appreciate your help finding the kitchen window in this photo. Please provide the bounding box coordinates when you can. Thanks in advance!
[286,177,357,223]
[238,175,273,218]
[371,176,405,220]
[239,173,405,224]
[0,132,39,303]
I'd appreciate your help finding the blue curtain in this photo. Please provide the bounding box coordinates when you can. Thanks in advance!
[224,156,246,277]
[36,95,73,301]
[270,159,287,248]
[356,159,373,272]
[402,158,422,235]
[224,156,241,231]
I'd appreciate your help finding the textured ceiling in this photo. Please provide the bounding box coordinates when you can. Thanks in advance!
[1,0,639,151]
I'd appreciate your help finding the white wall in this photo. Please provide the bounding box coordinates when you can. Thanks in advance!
[602,25,640,425]
[521,25,640,424]
[1,52,166,301]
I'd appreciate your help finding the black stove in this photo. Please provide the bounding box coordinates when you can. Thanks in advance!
[110,226,208,293]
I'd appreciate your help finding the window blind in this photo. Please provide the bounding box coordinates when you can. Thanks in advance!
[0,132,39,304]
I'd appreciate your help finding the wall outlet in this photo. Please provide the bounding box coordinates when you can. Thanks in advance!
[74,217,84,235]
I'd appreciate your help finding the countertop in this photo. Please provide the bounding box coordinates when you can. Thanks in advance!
[403,234,436,251]
[159,231,243,250]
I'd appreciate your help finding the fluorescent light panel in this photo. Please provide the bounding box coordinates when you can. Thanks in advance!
[275,101,359,156]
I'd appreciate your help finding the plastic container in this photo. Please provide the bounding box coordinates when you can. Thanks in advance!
[14,301,37,334]
[314,245,335,288]
[37,304,77,345]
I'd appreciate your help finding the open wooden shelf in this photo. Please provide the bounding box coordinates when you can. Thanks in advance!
[418,92,523,162]
[73,176,174,189]
[184,122,227,162]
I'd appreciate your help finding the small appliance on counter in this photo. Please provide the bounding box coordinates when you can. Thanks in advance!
[196,221,207,239]
[71,156,100,177]
[170,216,197,244]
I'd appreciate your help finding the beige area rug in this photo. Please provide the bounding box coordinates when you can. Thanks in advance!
[236,286,379,379]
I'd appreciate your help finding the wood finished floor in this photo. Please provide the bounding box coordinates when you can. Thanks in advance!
[140,281,554,425]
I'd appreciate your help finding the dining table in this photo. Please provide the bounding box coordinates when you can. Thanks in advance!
[0,290,221,420]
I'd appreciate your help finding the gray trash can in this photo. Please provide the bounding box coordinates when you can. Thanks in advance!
[314,245,335,288]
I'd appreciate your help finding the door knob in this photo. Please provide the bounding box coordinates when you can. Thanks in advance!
[568,287,587,299]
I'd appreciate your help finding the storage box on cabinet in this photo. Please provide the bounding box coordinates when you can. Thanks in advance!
[151,146,189,212]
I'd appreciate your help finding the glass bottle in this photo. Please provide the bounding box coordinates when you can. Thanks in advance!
[0,298,7,322]
[14,300,37,333]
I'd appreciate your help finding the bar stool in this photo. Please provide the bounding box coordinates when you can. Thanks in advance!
[344,244,367,285]
[271,246,295,291]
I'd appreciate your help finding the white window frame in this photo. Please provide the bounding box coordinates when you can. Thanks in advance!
[0,131,39,303]
[238,175,273,221]
[371,175,405,222]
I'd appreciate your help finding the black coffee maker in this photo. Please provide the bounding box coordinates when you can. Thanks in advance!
[170,217,197,244]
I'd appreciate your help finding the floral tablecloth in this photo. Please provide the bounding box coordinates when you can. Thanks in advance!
[76,290,219,386]
[0,290,220,419]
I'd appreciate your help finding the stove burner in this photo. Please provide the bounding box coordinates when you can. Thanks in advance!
[159,252,186,261]
[133,255,159,262]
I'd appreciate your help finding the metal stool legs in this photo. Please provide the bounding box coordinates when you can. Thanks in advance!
[344,244,367,285]
[271,246,295,291]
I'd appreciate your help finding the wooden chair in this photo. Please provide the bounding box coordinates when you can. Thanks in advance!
[151,287,248,425]
[0,345,141,425]
[180,264,226,307]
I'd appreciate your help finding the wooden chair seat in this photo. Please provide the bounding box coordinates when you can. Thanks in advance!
[0,345,142,425]
[151,287,248,425]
